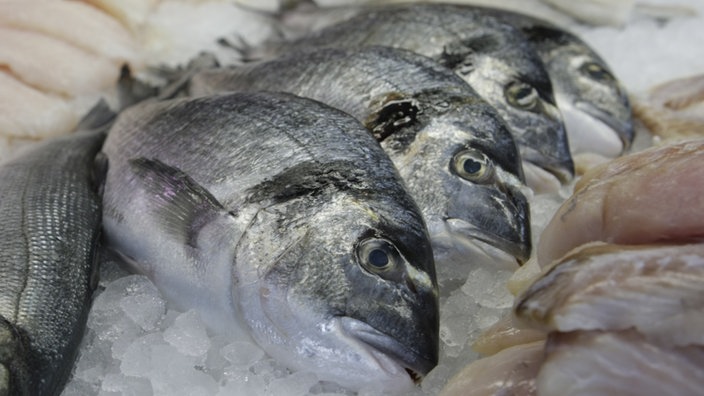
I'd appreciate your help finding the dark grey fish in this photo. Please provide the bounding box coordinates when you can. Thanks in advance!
[257,3,575,186]
[101,91,438,392]
[0,103,111,396]
[489,9,634,157]
[185,46,531,263]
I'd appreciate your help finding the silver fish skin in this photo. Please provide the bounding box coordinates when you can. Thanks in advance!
[187,46,531,263]
[0,106,109,396]
[101,91,439,392]
[260,3,575,184]
[489,9,634,157]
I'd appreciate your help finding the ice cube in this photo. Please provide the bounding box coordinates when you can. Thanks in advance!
[220,341,265,367]
[268,371,319,396]
[164,310,211,357]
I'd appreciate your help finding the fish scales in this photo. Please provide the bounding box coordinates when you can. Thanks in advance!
[0,126,106,395]
[260,3,574,186]
[186,46,531,262]
[101,91,439,392]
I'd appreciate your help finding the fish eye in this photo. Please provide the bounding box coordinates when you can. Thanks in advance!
[451,149,494,183]
[505,81,539,110]
[580,62,614,81]
[356,238,401,273]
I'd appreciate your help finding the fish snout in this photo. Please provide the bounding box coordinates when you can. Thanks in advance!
[341,315,438,382]
[443,183,532,263]
[518,103,575,184]
[575,100,635,153]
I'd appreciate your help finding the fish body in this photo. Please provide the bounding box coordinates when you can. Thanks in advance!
[0,109,109,395]
[262,3,574,187]
[489,9,634,158]
[186,46,531,263]
[101,91,439,392]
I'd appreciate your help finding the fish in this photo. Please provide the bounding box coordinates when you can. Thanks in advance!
[181,46,531,264]
[490,9,634,160]
[439,340,544,396]
[538,330,704,396]
[100,91,439,392]
[537,139,704,266]
[516,242,704,347]
[0,102,111,395]
[256,3,574,190]
[275,4,634,161]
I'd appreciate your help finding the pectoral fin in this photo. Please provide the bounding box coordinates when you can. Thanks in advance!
[128,157,235,250]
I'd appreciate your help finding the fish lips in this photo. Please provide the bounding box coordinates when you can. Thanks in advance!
[442,184,532,263]
[574,100,634,152]
[340,317,438,381]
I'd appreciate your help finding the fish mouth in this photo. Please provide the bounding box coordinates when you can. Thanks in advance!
[516,102,575,184]
[522,160,563,194]
[574,100,634,152]
[521,152,574,185]
[340,317,437,383]
[434,181,532,263]
[444,217,531,264]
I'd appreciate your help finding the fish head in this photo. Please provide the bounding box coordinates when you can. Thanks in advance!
[441,37,574,184]
[234,187,438,392]
[381,93,531,263]
[522,26,634,157]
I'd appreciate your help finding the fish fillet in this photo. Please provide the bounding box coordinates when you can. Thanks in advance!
[517,242,704,347]
[79,0,160,31]
[0,71,77,140]
[538,330,704,396]
[0,1,140,66]
[0,27,120,97]
[538,140,704,265]
[439,341,544,396]
[633,73,704,142]
[471,313,545,356]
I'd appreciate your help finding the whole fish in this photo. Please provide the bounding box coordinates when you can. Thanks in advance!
[257,3,574,188]
[184,46,531,263]
[101,91,439,392]
[489,9,634,158]
[0,103,110,395]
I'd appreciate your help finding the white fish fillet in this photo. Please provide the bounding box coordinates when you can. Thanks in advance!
[538,140,704,265]
[0,27,120,97]
[0,1,140,66]
[139,1,277,67]
[538,330,704,396]
[471,313,546,356]
[633,73,704,142]
[79,0,160,31]
[517,242,704,347]
[0,71,77,141]
[439,341,544,396]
